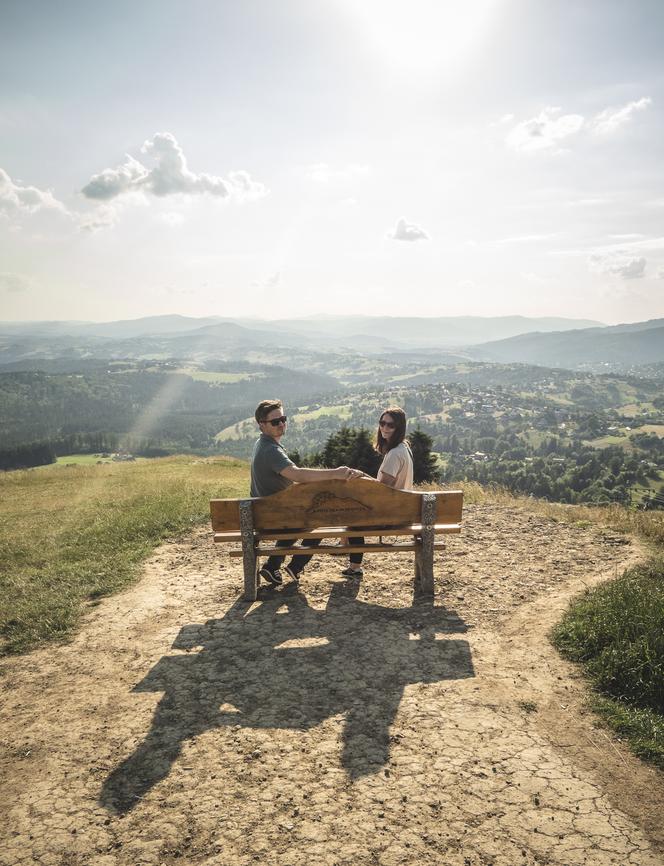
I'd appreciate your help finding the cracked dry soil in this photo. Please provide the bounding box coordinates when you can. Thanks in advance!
[1,503,664,866]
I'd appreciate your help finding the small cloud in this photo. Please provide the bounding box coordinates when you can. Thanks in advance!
[0,272,31,293]
[227,170,268,202]
[489,113,514,128]
[505,97,651,154]
[389,217,430,242]
[80,154,147,201]
[588,252,647,279]
[165,285,196,296]
[252,271,281,289]
[521,271,546,284]
[78,204,118,232]
[657,267,664,280]
[82,132,268,204]
[591,97,651,135]
[304,163,369,184]
[0,167,68,217]
[506,107,584,153]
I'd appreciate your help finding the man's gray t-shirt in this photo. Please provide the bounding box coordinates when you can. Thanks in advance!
[250,433,295,497]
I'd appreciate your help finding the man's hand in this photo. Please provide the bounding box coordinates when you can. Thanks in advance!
[281,465,364,483]
[334,466,364,480]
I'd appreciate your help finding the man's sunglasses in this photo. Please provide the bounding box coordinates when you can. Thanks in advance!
[266,415,288,426]
[379,420,395,429]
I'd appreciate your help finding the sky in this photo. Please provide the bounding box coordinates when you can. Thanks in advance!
[1,0,663,325]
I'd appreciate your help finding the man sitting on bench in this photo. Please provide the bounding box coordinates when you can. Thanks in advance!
[251,399,364,586]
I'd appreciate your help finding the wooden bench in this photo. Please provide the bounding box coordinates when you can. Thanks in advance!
[210,479,463,601]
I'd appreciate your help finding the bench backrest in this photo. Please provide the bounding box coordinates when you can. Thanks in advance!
[210,478,463,533]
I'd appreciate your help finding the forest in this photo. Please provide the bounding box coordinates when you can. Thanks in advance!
[1,356,662,507]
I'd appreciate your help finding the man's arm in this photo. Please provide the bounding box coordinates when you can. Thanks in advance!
[281,465,362,483]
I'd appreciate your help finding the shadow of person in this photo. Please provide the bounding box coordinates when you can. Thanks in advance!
[101,580,474,814]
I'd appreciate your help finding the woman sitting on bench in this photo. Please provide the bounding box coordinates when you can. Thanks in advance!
[343,406,414,577]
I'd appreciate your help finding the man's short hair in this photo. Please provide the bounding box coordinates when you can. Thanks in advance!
[255,399,283,424]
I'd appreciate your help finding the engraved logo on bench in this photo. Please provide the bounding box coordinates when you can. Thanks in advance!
[305,492,372,517]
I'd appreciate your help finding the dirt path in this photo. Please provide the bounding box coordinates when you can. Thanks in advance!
[1,503,663,866]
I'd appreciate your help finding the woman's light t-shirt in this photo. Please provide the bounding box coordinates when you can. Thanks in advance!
[379,441,413,490]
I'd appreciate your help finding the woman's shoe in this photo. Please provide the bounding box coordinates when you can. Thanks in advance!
[341,566,364,577]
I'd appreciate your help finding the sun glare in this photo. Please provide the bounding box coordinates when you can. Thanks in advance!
[340,0,500,76]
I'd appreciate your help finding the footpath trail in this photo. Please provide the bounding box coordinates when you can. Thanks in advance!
[1,503,663,866]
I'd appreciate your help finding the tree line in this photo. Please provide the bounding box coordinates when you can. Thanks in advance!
[288,426,438,485]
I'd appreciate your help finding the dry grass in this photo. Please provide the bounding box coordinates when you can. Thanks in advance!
[439,481,664,548]
[0,456,249,655]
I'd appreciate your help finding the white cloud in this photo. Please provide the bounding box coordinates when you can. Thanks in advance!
[389,217,430,242]
[591,97,651,135]
[81,132,268,203]
[506,97,651,154]
[506,107,584,153]
[252,271,281,289]
[79,155,146,201]
[657,268,664,280]
[588,252,647,279]
[0,167,68,216]
[0,272,31,293]
[78,204,119,232]
[227,170,268,202]
[304,163,369,183]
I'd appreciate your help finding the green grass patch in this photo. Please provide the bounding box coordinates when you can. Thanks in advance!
[585,433,633,450]
[619,402,655,417]
[293,404,353,422]
[637,424,664,438]
[177,368,259,384]
[215,417,255,441]
[590,696,664,769]
[0,455,248,655]
[551,558,664,769]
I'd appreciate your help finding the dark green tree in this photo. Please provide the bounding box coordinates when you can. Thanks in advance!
[410,429,438,484]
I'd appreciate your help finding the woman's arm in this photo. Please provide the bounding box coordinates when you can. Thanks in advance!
[377,470,398,488]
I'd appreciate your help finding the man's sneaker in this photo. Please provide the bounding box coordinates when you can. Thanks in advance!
[341,566,364,577]
[283,565,300,581]
[259,566,283,586]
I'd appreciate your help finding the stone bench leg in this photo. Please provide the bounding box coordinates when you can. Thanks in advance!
[414,493,435,597]
[239,500,258,601]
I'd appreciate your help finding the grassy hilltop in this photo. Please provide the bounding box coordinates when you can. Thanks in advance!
[0,455,247,655]
[1,455,662,769]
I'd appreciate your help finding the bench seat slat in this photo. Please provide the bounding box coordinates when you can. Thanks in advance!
[229,541,448,557]
[214,525,460,543]
[212,531,243,542]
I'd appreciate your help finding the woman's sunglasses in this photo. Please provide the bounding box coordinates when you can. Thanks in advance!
[379,420,395,429]
[266,415,288,426]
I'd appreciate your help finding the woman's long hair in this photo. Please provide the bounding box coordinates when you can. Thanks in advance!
[375,406,408,455]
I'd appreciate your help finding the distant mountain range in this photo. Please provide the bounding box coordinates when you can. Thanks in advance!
[472,318,664,370]
[0,313,600,354]
[1,313,662,371]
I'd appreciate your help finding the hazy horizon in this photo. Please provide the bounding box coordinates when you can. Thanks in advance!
[0,311,610,327]
[2,1,664,325]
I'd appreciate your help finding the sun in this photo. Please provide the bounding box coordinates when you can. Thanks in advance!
[339,0,501,78]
